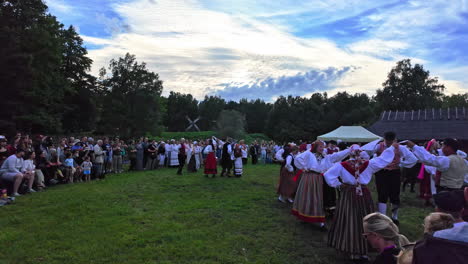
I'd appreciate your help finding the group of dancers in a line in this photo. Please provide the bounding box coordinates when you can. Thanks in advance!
[274,131,468,260]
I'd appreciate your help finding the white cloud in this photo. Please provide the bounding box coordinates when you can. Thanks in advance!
[79,0,467,100]
[45,0,72,13]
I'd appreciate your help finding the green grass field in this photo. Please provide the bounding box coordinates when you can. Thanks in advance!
[0,165,431,264]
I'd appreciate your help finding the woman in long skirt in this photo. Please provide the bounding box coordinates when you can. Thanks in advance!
[292,142,352,226]
[233,144,243,177]
[324,145,396,260]
[187,144,197,172]
[203,139,217,177]
[158,142,166,168]
[278,146,299,203]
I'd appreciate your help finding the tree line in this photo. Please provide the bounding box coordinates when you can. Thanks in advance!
[1,0,467,142]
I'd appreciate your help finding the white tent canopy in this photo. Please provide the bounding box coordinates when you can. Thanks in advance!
[317,126,382,143]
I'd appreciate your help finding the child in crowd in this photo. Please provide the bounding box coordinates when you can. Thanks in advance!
[64,153,75,183]
[22,151,37,193]
[81,156,92,182]
[423,212,455,234]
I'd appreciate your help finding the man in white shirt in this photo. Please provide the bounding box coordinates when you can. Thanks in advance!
[0,149,31,196]
[373,132,418,225]
[407,138,467,193]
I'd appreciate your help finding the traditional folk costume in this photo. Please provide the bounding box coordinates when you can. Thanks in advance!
[373,143,417,222]
[277,152,297,202]
[417,140,438,204]
[221,141,233,177]
[324,146,396,257]
[233,144,244,177]
[193,144,202,170]
[292,146,352,224]
[323,146,340,211]
[158,143,166,168]
[169,144,180,167]
[203,144,217,177]
[186,145,197,173]
[164,143,172,167]
[411,145,468,193]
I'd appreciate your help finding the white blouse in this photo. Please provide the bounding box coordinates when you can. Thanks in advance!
[324,146,396,187]
[285,155,295,172]
[294,148,351,173]
[275,148,284,161]
[203,145,214,154]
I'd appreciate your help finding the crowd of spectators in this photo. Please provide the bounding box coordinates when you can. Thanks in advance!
[0,133,280,200]
[361,188,468,264]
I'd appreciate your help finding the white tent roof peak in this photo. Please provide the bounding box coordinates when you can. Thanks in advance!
[317,126,382,143]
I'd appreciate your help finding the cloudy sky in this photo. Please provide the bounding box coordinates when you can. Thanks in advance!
[47,0,468,101]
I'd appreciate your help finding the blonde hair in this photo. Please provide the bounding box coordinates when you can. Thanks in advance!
[397,245,414,264]
[363,212,410,248]
[423,212,455,234]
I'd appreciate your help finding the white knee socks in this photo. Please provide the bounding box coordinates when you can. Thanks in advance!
[391,204,399,220]
[378,203,387,215]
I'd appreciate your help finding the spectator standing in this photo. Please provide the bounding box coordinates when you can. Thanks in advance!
[81,156,92,182]
[127,140,137,171]
[93,140,105,179]
[113,142,123,173]
[157,142,166,168]
[135,138,144,171]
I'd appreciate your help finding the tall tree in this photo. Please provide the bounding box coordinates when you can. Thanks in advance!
[0,0,67,134]
[60,25,97,133]
[216,110,245,139]
[198,95,226,130]
[375,59,445,111]
[441,93,468,108]
[165,92,198,132]
[98,53,164,137]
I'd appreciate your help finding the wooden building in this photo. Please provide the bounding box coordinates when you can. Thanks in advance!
[368,107,468,151]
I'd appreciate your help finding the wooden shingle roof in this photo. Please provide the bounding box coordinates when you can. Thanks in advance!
[368,107,468,141]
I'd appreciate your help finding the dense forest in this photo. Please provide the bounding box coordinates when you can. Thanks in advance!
[1,0,467,142]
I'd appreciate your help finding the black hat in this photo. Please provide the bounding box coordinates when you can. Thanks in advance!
[433,190,465,212]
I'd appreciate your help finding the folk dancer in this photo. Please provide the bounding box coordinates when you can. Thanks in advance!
[176,138,187,175]
[203,139,217,178]
[292,141,354,227]
[277,145,298,203]
[221,138,233,177]
[407,138,468,193]
[232,143,245,177]
[324,144,397,260]
[373,131,417,225]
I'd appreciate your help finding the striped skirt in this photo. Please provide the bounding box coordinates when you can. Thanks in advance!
[291,171,325,223]
[234,157,243,176]
[327,184,375,255]
[277,167,297,198]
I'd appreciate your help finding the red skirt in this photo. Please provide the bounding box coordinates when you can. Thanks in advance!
[204,152,217,175]
[419,171,432,200]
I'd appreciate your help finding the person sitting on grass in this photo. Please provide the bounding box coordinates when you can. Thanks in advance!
[0,149,35,196]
